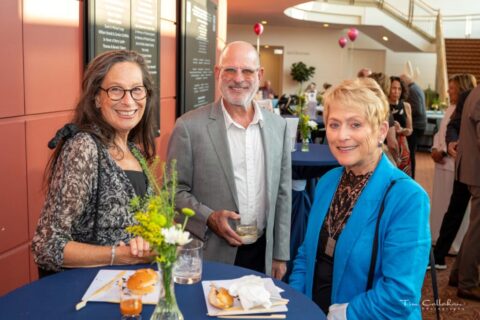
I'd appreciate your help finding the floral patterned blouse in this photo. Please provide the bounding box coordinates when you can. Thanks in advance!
[32,132,150,272]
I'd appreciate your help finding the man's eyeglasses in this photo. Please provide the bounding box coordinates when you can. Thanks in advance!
[219,66,259,79]
[100,86,147,101]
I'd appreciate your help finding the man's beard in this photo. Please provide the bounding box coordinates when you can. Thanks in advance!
[222,82,258,109]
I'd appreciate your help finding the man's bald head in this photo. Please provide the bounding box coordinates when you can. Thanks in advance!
[218,41,260,68]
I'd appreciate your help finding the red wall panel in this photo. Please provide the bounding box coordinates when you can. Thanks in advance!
[0,244,30,296]
[0,121,29,254]
[0,0,24,118]
[26,113,73,239]
[160,20,177,99]
[158,98,177,161]
[23,0,82,115]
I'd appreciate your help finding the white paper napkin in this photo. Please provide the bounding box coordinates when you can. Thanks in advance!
[228,275,272,310]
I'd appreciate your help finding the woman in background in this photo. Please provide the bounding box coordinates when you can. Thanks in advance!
[369,72,398,165]
[32,50,157,276]
[305,82,319,119]
[290,78,430,319]
[388,76,413,175]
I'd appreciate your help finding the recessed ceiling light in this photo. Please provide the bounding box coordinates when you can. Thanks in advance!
[323,23,329,27]
[264,45,269,48]
[382,36,389,41]
[261,20,267,25]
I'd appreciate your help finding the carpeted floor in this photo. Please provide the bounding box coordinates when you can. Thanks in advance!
[421,257,480,320]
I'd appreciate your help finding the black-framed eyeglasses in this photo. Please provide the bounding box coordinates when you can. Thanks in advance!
[100,86,147,101]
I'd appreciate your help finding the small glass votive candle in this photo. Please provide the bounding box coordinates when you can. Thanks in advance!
[120,287,142,320]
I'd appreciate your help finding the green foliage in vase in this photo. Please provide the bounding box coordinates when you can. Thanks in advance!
[293,94,318,141]
[127,149,194,267]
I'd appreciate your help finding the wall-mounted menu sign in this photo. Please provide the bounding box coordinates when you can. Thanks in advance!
[179,0,217,114]
[85,0,160,135]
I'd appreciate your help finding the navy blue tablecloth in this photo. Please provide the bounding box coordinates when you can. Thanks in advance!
[287,143,339,283]
[292,143,337,170]
[284,189,312,282]
[0,262,325,319]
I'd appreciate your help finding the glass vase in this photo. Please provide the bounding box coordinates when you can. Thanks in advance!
[301,138,310,152]
[150,262,183,320]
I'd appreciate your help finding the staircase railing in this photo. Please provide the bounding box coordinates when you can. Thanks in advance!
[322,0,480,39]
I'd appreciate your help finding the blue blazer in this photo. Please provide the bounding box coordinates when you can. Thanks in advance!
[289,154,431,319]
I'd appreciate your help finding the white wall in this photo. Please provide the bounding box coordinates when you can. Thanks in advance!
[228,24,437,95]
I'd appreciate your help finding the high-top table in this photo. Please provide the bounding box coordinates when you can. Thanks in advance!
[291,143,337,177]
[0,261,325,319]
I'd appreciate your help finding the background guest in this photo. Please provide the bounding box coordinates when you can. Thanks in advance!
[431,74,477,269]
[259,80,275,99]
[289,78,430,319]
[448,83,480,301]
[357,67,372,78]
[401,72,427,179]
[369,72,399,164]
[305,82,318,119]
[388,76,413,176]
[32,50,157,276]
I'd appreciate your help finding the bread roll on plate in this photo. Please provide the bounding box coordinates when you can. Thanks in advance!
[208,285,234,309]
[127,268,158,295]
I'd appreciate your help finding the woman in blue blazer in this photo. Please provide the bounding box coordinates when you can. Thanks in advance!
[289,78,431,319]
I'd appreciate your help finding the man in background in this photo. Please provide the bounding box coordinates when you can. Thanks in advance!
[401,73,427,178]
[450,84,480,301]
[167,41,291,279]
[357,67,372,78]
[259,80,275,99]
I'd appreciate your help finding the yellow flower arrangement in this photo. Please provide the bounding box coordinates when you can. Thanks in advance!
[126,150,195,267]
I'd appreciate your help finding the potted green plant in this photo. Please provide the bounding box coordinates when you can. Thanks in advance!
[290,62,315,89]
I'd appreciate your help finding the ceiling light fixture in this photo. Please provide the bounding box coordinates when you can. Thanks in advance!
[264,45,270,48]
[323,23,329,27]
[382,36,389,41]
[261,20,267,25]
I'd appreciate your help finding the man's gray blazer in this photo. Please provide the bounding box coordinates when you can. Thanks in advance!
[167,100,292,275]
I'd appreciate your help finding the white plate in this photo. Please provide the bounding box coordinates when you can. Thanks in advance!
[201,278,288,316]
[81,269,161,305]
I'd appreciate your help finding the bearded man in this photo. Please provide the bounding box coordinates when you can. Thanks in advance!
[167,41,291,279]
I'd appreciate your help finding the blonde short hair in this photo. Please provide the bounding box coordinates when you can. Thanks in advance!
[323,78,390,131]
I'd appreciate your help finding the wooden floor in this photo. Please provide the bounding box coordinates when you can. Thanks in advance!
[416,152,480,320]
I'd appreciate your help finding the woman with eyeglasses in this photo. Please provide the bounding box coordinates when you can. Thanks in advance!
[32,50,157,277]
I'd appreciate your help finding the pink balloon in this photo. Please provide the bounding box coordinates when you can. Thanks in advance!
[253,23,264,36]
[347,27,359,41]
[338,36,348,48]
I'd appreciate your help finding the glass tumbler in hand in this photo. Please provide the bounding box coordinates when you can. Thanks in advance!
[120,287,143,320]
[235,215,258,245]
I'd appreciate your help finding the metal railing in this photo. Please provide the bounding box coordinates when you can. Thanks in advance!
[322,0,480,39]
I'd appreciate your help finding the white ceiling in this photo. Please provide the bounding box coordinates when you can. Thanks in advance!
[228,0,480,25]
[227,0,480,52]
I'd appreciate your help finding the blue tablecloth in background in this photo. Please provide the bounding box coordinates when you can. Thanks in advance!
[285,143,339,282]
[0,262,325,319]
